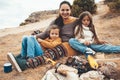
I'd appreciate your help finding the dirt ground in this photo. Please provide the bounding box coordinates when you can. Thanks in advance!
[0,2,120,80]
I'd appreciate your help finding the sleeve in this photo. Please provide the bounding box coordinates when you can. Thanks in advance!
[36,21,55,39]
[77,39,85,43]
[40,38,62,49]
[74,25,78,36]
[74,26,85,43]
[78,39,94,43]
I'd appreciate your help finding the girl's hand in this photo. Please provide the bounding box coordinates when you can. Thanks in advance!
[99,40,108,44]
[84,41,91,46]
[37,38,43,42]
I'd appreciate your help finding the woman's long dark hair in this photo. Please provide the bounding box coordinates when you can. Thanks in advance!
[75,11,100,43]
[54,1,72,28]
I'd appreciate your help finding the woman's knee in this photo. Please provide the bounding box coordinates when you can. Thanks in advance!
[22,35,29,41]
[22,36,35,43]
[28,36,36,41]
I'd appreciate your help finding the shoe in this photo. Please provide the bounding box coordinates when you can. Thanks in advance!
[7,53,27,72]
[87,55,98,69]
[86,48,96,55]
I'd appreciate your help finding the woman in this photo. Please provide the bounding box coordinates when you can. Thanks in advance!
[7,1,96,72]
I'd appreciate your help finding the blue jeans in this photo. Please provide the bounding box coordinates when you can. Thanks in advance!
[20,36,43,58]
[69,38,120,54]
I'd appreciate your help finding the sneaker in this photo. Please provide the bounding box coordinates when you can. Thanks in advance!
[7,53,27,72]
[86,48,96,55]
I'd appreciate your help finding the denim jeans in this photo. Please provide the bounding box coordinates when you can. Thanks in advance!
[69,38,120,54]
[20,35,43,58]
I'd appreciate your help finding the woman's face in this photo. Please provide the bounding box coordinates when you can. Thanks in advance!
[59,4,71,20]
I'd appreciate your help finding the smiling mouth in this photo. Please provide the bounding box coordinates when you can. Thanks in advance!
[63,14,68,16]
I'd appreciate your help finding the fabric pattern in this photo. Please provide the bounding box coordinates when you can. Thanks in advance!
[26,45,67,68]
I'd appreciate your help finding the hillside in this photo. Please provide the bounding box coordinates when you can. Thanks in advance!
[0,1,120,80]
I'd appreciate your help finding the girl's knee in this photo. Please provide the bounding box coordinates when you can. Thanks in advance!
[69,38,75,44]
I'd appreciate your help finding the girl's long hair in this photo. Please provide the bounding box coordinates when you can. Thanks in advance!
[54,1,72,28]
[75,11,100,43]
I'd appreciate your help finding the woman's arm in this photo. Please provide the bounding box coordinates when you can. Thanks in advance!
[36,21,55,39]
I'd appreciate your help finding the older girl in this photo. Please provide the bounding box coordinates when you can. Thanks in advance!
[69,11,120,69]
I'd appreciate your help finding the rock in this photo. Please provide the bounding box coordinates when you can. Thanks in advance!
[80,70,105,80]
[98,62,117,79]
[95,53,105,59]
[20,10,58,26]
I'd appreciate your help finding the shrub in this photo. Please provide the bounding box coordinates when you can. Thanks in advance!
[72,0,97,17]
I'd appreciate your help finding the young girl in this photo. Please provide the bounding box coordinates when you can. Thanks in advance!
[69,11,120,69]
[20,24,62,59]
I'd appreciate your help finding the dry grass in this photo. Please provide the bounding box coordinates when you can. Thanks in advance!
[0,2,120,80]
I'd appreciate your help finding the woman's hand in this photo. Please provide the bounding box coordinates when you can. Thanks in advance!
[84,41,91,46]
[37,38,43,43]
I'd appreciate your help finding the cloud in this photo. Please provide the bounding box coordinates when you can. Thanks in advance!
[0,0,74,29]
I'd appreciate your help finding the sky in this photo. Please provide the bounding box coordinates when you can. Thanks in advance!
[0,0,101,29]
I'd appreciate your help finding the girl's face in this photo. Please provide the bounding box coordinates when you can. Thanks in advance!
[50,29,59,40]
[59,4,71,20]
[82,15,90,27]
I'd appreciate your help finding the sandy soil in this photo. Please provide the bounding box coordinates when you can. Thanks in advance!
[0,2,120,80]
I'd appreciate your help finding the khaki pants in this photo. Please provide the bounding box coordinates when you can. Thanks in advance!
[62,42,78,56]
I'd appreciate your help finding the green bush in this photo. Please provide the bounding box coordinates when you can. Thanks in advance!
[72,0,97,17]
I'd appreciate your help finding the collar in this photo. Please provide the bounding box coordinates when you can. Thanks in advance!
[82,25,90,30]
[63,16,76,24]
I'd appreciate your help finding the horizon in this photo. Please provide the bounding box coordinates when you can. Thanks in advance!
[0,0,101,29]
